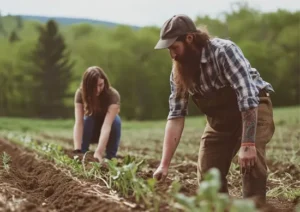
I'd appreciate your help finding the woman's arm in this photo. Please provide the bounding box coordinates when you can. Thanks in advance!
[73,103,84,150]
[94,104,120,160]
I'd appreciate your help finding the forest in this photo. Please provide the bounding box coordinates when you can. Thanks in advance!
[0,3,299,120]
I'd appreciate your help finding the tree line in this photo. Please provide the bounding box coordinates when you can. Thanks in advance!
[0,3,299,120]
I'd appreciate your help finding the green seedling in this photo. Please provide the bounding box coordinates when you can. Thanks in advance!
[171,168,257,212]
[2,152,11,173]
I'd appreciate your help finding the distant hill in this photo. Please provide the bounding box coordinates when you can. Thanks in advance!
[17,15,141,29]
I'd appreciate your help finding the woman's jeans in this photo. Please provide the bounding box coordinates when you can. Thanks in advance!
[81,114,121,159]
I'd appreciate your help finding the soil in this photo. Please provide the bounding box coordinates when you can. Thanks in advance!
[0,139,133,212]
[10,135,298,212]
[137,154,299,211]
[267,161,300,179]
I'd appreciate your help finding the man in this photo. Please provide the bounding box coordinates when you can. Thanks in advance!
[152,14,275,202]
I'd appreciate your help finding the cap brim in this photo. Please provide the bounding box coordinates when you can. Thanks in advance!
[154,37,178,49]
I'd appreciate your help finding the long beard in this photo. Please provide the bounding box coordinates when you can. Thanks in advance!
[173,44,200,94]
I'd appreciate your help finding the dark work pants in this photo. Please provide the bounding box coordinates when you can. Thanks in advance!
[81,114,121,159]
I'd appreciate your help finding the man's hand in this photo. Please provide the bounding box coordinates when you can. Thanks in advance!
[153,118,185,182]
[238,145,257,174]
[153,165,169,181]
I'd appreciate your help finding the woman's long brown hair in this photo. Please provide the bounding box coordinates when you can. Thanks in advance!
[173,27,211,96]
[80,66,111,116]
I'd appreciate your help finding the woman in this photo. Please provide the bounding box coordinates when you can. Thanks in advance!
[73,66,121,162]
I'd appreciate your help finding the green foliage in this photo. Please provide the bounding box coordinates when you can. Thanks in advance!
[0,5,299,120]
[8,131,255,212]
[1,152,11,173]
[16,16,23,30]
[8,30,20,43]
[0,19,7,36]
[6,132,160,211]
[20,15,139,28]
[296,202,300,212]
[1,106,299,211]
[31,20,75,118]
[170,168,257,212]
[106,157,158,208]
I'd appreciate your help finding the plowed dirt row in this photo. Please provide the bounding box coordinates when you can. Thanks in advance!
[5,134,298,212]
[0,139,132,212]
[64,146,299,212]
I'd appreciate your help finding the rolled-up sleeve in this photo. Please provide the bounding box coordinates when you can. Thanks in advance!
[167,71,189,120]
[220,43,259,112]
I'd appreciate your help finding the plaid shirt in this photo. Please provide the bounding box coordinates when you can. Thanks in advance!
[168,38,274,120]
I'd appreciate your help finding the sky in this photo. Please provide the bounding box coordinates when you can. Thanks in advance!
[0,0,299,27]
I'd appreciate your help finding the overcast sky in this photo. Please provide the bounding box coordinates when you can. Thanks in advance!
[0,0,299,27]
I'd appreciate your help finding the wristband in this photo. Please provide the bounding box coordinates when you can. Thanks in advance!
[241,142,255,147]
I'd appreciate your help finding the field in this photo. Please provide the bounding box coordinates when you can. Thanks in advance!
[0,106,299,212]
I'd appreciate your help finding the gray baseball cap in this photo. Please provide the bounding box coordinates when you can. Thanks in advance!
[154,14,197,49]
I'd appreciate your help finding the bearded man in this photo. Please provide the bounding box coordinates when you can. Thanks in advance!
[153,14,275,203]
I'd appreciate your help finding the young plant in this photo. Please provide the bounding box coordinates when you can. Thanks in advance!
[1,152,11,173]
[106,156,160,210]
[170,168,257,212]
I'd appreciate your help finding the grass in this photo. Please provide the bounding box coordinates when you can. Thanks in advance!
[0,105,299,204]
[0,106,299,162]
[0,106,299,163]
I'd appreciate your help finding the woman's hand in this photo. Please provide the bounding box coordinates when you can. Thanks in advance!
[95,104,120,159]
[93,150,104,163]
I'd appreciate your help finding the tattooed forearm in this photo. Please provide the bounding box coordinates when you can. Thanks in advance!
[241,108,258,143]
